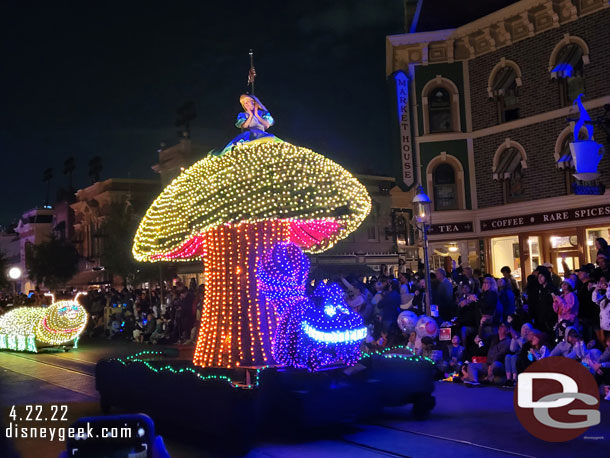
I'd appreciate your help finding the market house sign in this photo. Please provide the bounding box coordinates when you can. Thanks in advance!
[481,204,610,231]
[394,71,415,188]
[429,222,473,234]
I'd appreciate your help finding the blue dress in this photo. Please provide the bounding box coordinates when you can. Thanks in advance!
[220,110,277,154]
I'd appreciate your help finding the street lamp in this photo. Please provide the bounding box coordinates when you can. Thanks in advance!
[412,186,432,316]
[8,266,22,299]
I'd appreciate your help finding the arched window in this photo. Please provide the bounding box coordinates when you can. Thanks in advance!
[556,129,588,169]
[493,140,527,204]
[433,163,458,210]
[555,126,589,194]
[421,76,461,134]
[492,67,519,123]
[428,88,452,133]
[550,38,589,107]
[488,60,522,124]
[505,159,524,203]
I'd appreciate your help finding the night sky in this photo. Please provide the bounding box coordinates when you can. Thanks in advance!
[0,1,405,226]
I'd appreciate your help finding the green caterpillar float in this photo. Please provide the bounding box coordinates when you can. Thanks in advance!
[0,293,88,352]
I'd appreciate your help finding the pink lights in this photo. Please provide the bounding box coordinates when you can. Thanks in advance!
[289,219,342,250]
[150,219,343,262]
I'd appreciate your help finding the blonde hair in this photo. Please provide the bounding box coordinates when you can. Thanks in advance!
[483,276,498,293]
[239,94,268,112]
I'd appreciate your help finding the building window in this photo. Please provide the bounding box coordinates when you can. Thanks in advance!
[422,76,461,134]
[491,66,519,123]
[586,227,610,262]
[493,141,527,204]
[504,163,524,203]
[555,127,589,194]
[433,163,458,210]
[367,225,377,241]
[428,88,452,133]
[551,43,586,107]
[367,203,379,241]
[426,154,465,211]
[558,135,575,194]
[490,235,522,281]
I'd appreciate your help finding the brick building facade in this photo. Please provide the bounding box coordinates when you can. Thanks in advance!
[387,0,610,281]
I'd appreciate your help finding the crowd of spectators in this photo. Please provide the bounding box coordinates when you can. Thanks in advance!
[336,237,610,401]
[81,278,203,345]
[0,278,203,347]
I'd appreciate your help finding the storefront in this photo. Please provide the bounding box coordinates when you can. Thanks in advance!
[426,194,610,285]
[426,220,485,273]
[482,202,610,281]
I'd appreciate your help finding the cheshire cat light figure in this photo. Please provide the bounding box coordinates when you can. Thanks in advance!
[0,293,88,352]
[257,243,368,371]
[299,282,367,371]
[133,102,371,368]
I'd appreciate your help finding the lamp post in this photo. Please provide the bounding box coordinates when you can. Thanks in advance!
[412,186,432,316]
[8,266,22,299]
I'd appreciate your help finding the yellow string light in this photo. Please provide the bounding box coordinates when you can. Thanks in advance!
[132,140,370,368]
[132,141,371,260]
[0,299,88,351]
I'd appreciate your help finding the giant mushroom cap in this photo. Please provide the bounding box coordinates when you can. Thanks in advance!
[133,140,371,261]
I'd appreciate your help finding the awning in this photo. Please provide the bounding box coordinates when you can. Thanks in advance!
[310,264,376,280]
[66,270,109,288]
[493,148,523,180]
[491,66,517,97]
[551,44,583,79]
[557,132,587,169]
[557,151,573,169]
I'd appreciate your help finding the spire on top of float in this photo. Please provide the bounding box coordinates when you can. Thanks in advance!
[248,49,256,95]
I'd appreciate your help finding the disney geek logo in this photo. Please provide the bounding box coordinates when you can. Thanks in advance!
[514,357,600,442]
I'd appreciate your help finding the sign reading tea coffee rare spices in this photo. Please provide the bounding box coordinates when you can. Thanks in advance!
[395,71,415,188]
[481,204,610,231]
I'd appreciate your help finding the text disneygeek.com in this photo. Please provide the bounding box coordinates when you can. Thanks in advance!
[5,422,133,442]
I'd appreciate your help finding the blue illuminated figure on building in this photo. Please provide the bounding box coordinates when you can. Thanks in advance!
[569,94,605,194]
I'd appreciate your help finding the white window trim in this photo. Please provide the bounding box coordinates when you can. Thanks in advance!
[492,138,528,180]
[487,57,523,98]
[426,151,466,211]
[421,75,462,134]
[547,34,590,74]
[554,123,591,168]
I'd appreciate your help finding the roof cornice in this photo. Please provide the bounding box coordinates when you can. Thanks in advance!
[386,0,608,74]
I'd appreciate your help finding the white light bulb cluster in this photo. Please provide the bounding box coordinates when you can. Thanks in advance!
[0,298,88,352]
[133,141,371,261]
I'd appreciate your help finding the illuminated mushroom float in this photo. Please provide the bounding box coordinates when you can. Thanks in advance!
[133,138,371,368]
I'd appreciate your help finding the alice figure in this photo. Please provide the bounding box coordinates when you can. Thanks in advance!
[221,94,277,154]
[236,94,273,134]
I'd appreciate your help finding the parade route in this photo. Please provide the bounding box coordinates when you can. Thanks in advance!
[1,341,608,458]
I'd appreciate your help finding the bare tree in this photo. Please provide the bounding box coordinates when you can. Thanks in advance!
[88,156,102,183]
[63,156,76,189]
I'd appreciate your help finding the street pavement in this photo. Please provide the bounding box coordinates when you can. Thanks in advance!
[1,340,608,458]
